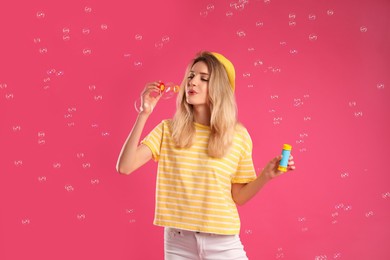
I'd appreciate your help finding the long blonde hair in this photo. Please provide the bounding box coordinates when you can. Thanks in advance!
[171,51,238,158]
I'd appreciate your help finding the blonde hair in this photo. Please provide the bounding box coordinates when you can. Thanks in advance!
[171,51,238,158]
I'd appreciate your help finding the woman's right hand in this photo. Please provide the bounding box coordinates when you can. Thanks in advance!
[139,82,162,115]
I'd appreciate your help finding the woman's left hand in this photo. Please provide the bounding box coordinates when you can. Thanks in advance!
[261,154,295,181]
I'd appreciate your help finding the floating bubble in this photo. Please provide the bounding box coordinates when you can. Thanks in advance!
[63,27,70,34]
[289,49,298,55]
[77,214,86,220]
[101,132,110,137]
[56,71,64,76]
[327,10,334,16]
[314,255,328,260]
[76,153,85,159]
[254,60,263,66]
[226,11,234,17]
[280,41,287,46]
[309,34,318,41]
[161,35,170,43]
[126,209,135,214]
[382,192,390,199]
[14,160,23,166]
[129,219,136,223]
[289,21,296,27]
[65,185,74,192]
[360,26,368,33]
[39,48,48,54]
[21,219,31,225]
[82,28,90,35]
[273,117,283,125]
[38,139,46,145]
[293,98,304,107]
[270,95,279,99]
[12,125,21,131]
[354,111,363,118]
[88,84,96,91]
[82,163,91,168]
[241,229,251,235]
[344,205,352,211]
[303,116,311,121]
[299,132,308,138]
[236,30,246,38]
[207,4,215,11]
[68,107,77,113]
[308,14,317,20]
[33,38,41,43]
[83,48,92,55]
[200,10,208,17]
[53,162,61,168]
[376,83,385,89]
[365,211,374,218]
[340,172,349,178]
[242,72,251,78]
[276,247,285,259]
[0,83,7,89]
[288,13,296,19]
[38,176,47,182]
[63,35,70,41]
[91,179,100,185]
[133,60,143,69]
[255,21,264,27]
[135,34,143,40]
[247,84,254,88]
[101,24,108,30]
[155,41,164,49]
[5,93,14,99]
[84,6,92,13]
[247,47,255,52]
[333,252,342,259]
[94,95,103,101]
[36,11,45,19]
[263,0,271,4]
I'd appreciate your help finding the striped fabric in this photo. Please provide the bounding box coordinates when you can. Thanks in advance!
[141,120,256,235]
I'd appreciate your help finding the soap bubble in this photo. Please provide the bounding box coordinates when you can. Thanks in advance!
[376,83,384,89]
[36,11,45,19]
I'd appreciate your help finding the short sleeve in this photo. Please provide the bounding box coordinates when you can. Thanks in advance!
[232,127,257,183]
[141,121,164,161]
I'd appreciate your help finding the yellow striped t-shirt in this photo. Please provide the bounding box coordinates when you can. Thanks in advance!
[141,119,256,235]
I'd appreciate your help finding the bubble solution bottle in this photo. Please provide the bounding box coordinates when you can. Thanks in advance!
[134,82,180,113]
[278,144,292,172]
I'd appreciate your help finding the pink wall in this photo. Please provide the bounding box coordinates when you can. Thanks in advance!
[1,0,389,259]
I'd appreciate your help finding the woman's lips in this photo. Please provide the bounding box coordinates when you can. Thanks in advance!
[187,89,197,95]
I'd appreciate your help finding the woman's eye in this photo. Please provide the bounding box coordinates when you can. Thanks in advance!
[201,78,209,82]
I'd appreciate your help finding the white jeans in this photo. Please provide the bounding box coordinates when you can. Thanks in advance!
[164,227,248,260]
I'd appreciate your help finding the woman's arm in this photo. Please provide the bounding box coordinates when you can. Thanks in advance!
[116,82,162,175]
[231,155,295,205]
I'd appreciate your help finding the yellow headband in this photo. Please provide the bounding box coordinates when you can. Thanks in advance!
[211,52,236,91]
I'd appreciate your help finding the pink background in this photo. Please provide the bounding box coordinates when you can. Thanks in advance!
[1,0,389,259]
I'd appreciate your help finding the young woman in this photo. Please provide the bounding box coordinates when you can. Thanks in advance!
[116,51,295,259]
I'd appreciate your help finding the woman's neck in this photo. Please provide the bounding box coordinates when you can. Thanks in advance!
[193,105,211,126]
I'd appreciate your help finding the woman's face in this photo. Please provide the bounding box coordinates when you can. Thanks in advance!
[185,61,209,106]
